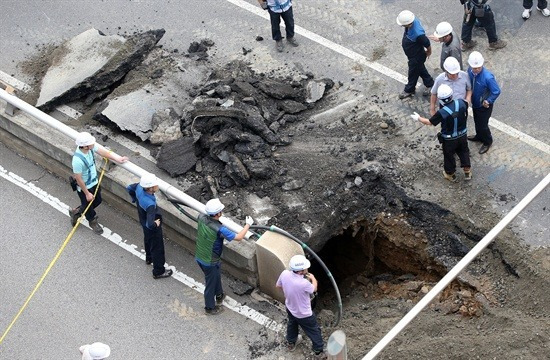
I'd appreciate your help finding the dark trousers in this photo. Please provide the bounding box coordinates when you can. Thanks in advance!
[473,105,494,146]
[143,226,166,276]
[404,58,434,94]
[461,8,498,43]
[523,0,548,9]
[286,308,324,353]
[198,262,222,309]
[268,7,295,41]
[442,135,471,175]
[77,185,102,221]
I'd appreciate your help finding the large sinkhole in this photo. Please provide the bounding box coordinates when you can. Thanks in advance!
[309,216,447,301]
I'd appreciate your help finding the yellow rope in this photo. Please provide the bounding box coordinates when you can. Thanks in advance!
[0,157,110,345]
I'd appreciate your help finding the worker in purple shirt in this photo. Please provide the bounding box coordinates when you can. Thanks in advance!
[276,255,326,359]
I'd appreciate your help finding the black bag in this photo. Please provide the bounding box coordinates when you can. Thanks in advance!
[69,175,78,191]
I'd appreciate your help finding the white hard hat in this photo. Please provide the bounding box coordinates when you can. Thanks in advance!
[289,254,311,271]
[139,173,158,188]
[468,51,484,67]
[88,342,111,359]
[205,198,225,215]
[437,84,454,104]
[75,132,96,147]
[434,22,453,38]
[396,10,415,26]
[443,57,461,74]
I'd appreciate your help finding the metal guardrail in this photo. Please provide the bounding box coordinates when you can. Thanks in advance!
[0,88,251,237]
[363,172,550,359]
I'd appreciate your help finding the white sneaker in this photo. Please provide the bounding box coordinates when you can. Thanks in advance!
[522,8,531,19]
[537,7,550,16]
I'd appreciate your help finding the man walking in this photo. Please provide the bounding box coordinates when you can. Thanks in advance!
[69,132,128,234]
[467,51,501,154]
[277,255,326,359]
[430,57,471,116]
[127,173,173,279]
[260,0,299,52]
[396,10,434,99]
[195,199,253,314]
[522,0,550,19]
[461,0,507,50]
[429,22,463,72]
[411,84,472,182]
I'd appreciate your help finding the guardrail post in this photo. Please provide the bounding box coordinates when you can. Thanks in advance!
[3,86,17,116]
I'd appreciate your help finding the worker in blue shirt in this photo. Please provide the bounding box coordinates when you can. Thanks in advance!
[466,51,501,154]
[127,173,172,279]
[396,10,434,99]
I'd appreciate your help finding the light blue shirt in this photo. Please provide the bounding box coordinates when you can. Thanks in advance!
[431,71,471,101]
[267,0,292,13]
[72,144,98,190]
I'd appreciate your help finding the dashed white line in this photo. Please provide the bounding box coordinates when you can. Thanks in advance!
[225,0,550,155]
[0,163,282,332]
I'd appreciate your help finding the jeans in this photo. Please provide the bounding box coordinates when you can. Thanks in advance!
[198,262,223,310]
[442,135,471,175]
[404,58,434,94]
[143,225,166,276]
[473,105,494,146]
[461,7,498,44]
[523,0,548,9]
[286,308,324,353]
[77,185,102,221]
[268,7,295,41]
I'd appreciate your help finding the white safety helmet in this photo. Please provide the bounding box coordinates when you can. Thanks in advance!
[433,22,453,38]
[468,51,484,67]
[75,132,96,147]
[396,10,415,26]
[205,198,225,215]
[88,342,111,359]
[139,173,158,188]
[289,254,311,271]
[443,57,461,75]
[437,84,454,105]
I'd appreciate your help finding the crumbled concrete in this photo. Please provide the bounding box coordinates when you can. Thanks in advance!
[156,137,197,177]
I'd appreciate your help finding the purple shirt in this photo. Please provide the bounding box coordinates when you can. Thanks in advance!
[276,270,314,318]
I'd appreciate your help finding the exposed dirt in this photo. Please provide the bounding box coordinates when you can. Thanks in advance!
[18,35,549,360]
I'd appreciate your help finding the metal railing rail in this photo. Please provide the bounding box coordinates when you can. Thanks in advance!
[0,88,250,237]
[363,172,550,359]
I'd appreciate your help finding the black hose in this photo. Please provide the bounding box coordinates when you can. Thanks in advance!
[163,194,342,326]
[251,224,343,326]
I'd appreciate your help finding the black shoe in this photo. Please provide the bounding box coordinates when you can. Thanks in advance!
[215,293,226,306]
[205,306,224,315]
[479,144,491,154]
[399,91,414,99]
[467,135,482,142]
[69,207,81,227]
[153,269,173,279]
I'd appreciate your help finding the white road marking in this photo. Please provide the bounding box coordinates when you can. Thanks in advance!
[0,71,31,93]
[0,163,282,332]
[225,0,550,155]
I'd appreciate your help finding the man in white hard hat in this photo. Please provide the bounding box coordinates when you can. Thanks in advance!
[79,342,110,360]
[195,199,253,314]
[430,57,471,116]
[411,84,472,182]
[127,173,172,279]
[522,0,550,19]
[466,51,501,154]
[276,255,326,359]
[460,0,506,50]
[69,132,128,234]
[428,21,463,71]
[396,10,434,99]
[258,0,299,52]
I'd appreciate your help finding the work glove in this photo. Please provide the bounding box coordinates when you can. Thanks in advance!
[245,216,254,226]
[410,112,420,121]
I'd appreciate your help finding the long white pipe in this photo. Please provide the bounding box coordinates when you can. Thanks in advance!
[0,88,249,236]
[363,172,550,359]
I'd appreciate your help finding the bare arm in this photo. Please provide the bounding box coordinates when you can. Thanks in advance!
[96,147,129,164]
[430,94,438,116]
[465,90,472,105]
[306,273,318,292]
[232,224,251,241]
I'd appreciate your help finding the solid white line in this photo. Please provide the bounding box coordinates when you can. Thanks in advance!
[0,163,282,332]
[0,71,31,93]
[225,0,550,155]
